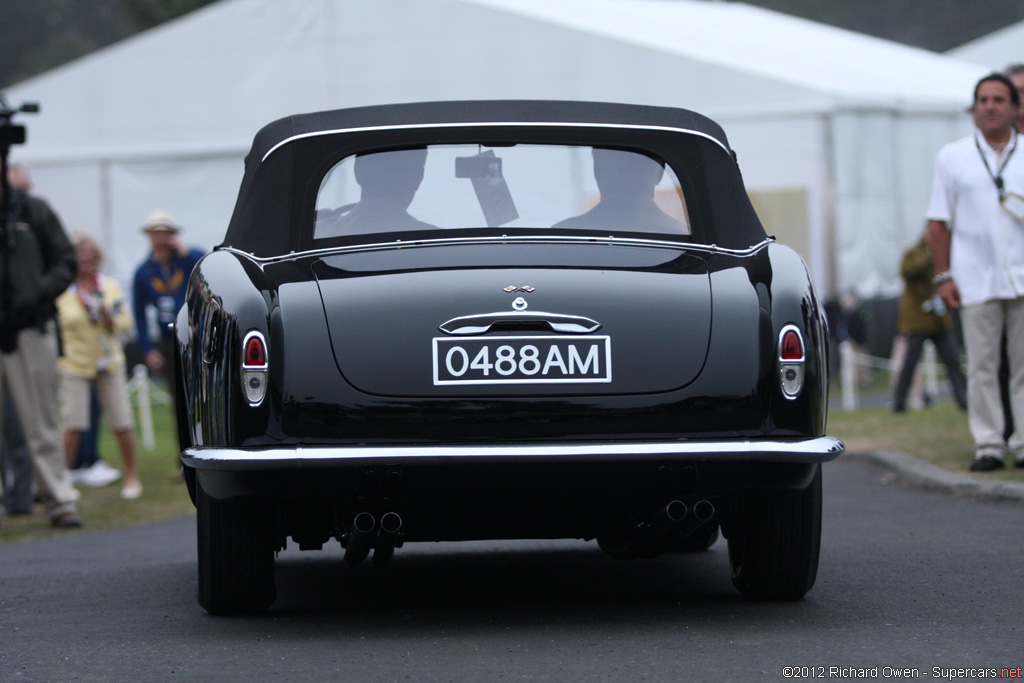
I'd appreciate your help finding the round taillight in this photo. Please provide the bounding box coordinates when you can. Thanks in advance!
[780,329,803,360]
[244,335,266,367]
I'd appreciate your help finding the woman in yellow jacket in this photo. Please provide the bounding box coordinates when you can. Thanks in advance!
[56,232,142,499]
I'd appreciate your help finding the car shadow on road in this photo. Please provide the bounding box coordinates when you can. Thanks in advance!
[264,538,775,626]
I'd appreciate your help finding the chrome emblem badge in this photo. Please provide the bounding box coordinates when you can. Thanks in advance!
[504,285,535,293]
[512,297,528,311]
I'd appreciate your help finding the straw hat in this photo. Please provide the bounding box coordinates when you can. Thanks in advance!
[141,209,182,233]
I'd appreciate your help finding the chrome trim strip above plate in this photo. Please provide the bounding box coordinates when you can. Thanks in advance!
[439,310,602,335]
[182,436,844,471]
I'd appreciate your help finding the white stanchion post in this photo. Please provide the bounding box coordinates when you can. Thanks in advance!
[923,340,939,401]
[133,364,155,450]
[840,341,859,411]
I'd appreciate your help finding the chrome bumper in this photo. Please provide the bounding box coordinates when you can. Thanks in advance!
[182,436,844,471]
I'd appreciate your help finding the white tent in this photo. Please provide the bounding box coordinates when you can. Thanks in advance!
[947,19,1024,71]
[5,0,990,299]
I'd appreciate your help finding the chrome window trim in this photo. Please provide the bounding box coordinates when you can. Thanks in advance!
[262,121,730,162]
[220,236,775,266]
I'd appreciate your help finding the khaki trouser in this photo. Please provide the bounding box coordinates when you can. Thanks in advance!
[0,322,77,519]
[960,296,1024,461]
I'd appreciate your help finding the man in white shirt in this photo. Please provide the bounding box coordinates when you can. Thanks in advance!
[927,73,1024,471]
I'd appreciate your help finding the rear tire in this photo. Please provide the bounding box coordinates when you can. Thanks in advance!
[727,465,822,600]
[196,479,276,615]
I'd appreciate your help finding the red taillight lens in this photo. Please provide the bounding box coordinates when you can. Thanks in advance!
[244,335,266,367]
[780,329,803,360]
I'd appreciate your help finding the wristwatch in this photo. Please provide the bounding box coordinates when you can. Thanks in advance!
[932,271,953,286]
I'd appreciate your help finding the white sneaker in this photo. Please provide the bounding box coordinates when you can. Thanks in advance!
[120,481,143,500]
[78,461,122,487]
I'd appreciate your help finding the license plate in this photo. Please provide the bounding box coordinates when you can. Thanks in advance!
[433,335,612,385]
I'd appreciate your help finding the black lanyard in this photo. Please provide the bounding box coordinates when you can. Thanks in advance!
[975,131,1017,199]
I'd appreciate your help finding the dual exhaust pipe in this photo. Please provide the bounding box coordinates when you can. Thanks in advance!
[664,499,715,525]
[344,499,715,565]
[343,511,403,567]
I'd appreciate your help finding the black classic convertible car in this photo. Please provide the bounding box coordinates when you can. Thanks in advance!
[175,100,843,614]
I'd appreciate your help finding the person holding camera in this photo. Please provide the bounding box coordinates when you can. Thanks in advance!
[132,210,204,434]
[0,166,81,527]
[57,232,141,499]
[1,164,37,517]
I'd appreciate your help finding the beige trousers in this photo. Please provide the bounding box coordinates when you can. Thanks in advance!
[960,297,1024,461]
[0,322,78,518]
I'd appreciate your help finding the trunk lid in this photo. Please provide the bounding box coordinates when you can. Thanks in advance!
[313,241,711,397]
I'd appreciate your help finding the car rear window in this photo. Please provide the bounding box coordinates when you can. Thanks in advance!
[313,144,690,239]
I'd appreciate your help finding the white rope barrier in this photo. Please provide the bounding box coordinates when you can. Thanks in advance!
[838,340,959,412]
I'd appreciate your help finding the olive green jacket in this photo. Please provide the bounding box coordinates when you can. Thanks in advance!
[898,237,949,336]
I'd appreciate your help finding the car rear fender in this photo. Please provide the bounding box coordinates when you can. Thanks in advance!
[180,250,276,448]
[763,243,829,435]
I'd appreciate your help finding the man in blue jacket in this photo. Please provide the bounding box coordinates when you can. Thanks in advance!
[132,210,204,422]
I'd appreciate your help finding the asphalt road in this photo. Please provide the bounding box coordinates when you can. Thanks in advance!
[1,457,1022,683]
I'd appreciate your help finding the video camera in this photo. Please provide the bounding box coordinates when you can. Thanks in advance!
[1,94,41,351]
[1,93,40,224]
[0,93,38,148]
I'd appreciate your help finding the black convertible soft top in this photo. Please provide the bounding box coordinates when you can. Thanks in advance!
[249,100,733,163]
[222,100,763,257]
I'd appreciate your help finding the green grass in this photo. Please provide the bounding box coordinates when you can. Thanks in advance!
[829,396,1024,484]
[0,398,195,543]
